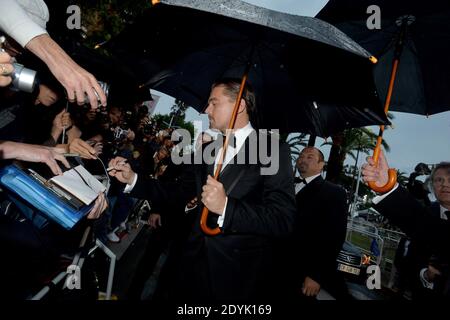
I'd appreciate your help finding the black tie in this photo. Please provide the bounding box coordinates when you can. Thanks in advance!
[444,210,450,220]
[294,177,307,185]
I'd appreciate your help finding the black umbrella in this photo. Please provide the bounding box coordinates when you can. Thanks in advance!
[318,0,450,116]
[109,0,388,235]
[318,0,450,192]
[108,0,388,137]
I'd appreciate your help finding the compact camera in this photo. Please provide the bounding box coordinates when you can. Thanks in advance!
[113,126,129,141]
[84,80,110,105]
[1,36,37,93]
[10,61,37,93]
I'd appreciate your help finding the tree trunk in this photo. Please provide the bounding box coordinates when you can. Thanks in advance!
[308,134,316,146]
[326,132,344,183]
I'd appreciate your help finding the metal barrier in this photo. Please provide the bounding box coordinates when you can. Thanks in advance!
[346,218,405,288]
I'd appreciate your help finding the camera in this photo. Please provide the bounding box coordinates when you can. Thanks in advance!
[1,36,37,93]
[84,80,110,105]
[10,62,37,93]
[113,126,129,141]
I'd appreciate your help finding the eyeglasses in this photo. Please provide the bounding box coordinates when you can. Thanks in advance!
[432,176,450,186]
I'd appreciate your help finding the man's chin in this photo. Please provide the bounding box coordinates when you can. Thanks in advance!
[208,125,221,133]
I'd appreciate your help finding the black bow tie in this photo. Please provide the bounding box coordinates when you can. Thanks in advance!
[294,177,307,185]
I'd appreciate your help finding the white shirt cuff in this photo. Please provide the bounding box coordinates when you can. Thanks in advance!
[123,173,138,193]
[217,196,228,227]
[184,203,198,214]
[419,268,434,289]
[372,183,399,205]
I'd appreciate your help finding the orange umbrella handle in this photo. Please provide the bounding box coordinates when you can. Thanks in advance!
[368,169,397,193]
[200,72,249,236]
[368,142,397,193]
[367,48,402,193]
[368,17,413,193]
[200,206,221,236]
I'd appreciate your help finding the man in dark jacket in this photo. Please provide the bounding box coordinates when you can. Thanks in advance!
[362,150,450,298]
[293,147,349,299]
[109,78,296,301]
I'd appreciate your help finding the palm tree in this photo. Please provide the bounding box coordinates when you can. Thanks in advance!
[77,0,152,50]
[396,170,409,187]
[285,133,309,164]
[325,112,395,183]
[169,99,189,127]
[324,127,390,183]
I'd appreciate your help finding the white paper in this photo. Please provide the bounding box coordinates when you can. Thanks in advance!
[50,165,106,205]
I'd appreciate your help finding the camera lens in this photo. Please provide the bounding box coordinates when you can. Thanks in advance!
[11,62,37,93]
[84,81,109,105]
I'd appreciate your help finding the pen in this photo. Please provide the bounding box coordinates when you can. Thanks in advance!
[106,160,128,171]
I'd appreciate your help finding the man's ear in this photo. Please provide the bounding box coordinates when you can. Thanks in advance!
[238,98,246,114]
[318,161,325,171]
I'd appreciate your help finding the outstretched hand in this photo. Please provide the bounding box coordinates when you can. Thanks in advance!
[0,51,14,87]
[87,193,108,219]
[25,34,107,109]
[19,144,70,175]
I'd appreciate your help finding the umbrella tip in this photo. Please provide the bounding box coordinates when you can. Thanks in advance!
[369,56,378,64]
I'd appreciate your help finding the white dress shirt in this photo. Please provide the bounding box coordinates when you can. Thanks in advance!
[439,205,449,220]
[215,122,254,226]
[371,183,399,204]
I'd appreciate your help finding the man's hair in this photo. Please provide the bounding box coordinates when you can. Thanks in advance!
[301,146,325,163]
[212,78,256,117]
[430,162,450,186]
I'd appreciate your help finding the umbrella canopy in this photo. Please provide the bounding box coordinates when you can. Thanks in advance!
[108,0,389,136]
[318,0,450,115]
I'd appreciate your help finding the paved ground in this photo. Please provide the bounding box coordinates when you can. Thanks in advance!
[104,223,398,301]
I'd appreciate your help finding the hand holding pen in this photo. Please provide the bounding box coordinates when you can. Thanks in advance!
[106,159,128,171]
[108,157,135,185]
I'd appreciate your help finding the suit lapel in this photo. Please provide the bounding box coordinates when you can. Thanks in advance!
[207,162,215,177]
[296,176,324,201]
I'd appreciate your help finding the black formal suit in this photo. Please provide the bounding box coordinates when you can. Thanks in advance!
[293,176,348,298]
[374,187,450,297]
[374,187,450,258]
[128,131,296,301]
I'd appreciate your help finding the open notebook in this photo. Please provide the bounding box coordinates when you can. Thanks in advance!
[50,165,106,205]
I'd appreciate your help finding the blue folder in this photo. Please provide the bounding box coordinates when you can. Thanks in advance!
[0,165,93,230]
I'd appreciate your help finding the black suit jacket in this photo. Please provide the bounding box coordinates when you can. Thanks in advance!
[129,132,296,301]
[374,188,450,297]
[374,187,450,259]
[294,176,348,290]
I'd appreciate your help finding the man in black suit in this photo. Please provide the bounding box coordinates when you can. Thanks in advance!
[292,147,349,299]
[108,78,296,301]
[362,151,450,298]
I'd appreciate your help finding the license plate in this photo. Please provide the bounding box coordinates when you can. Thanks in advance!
[338,263,360,275]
